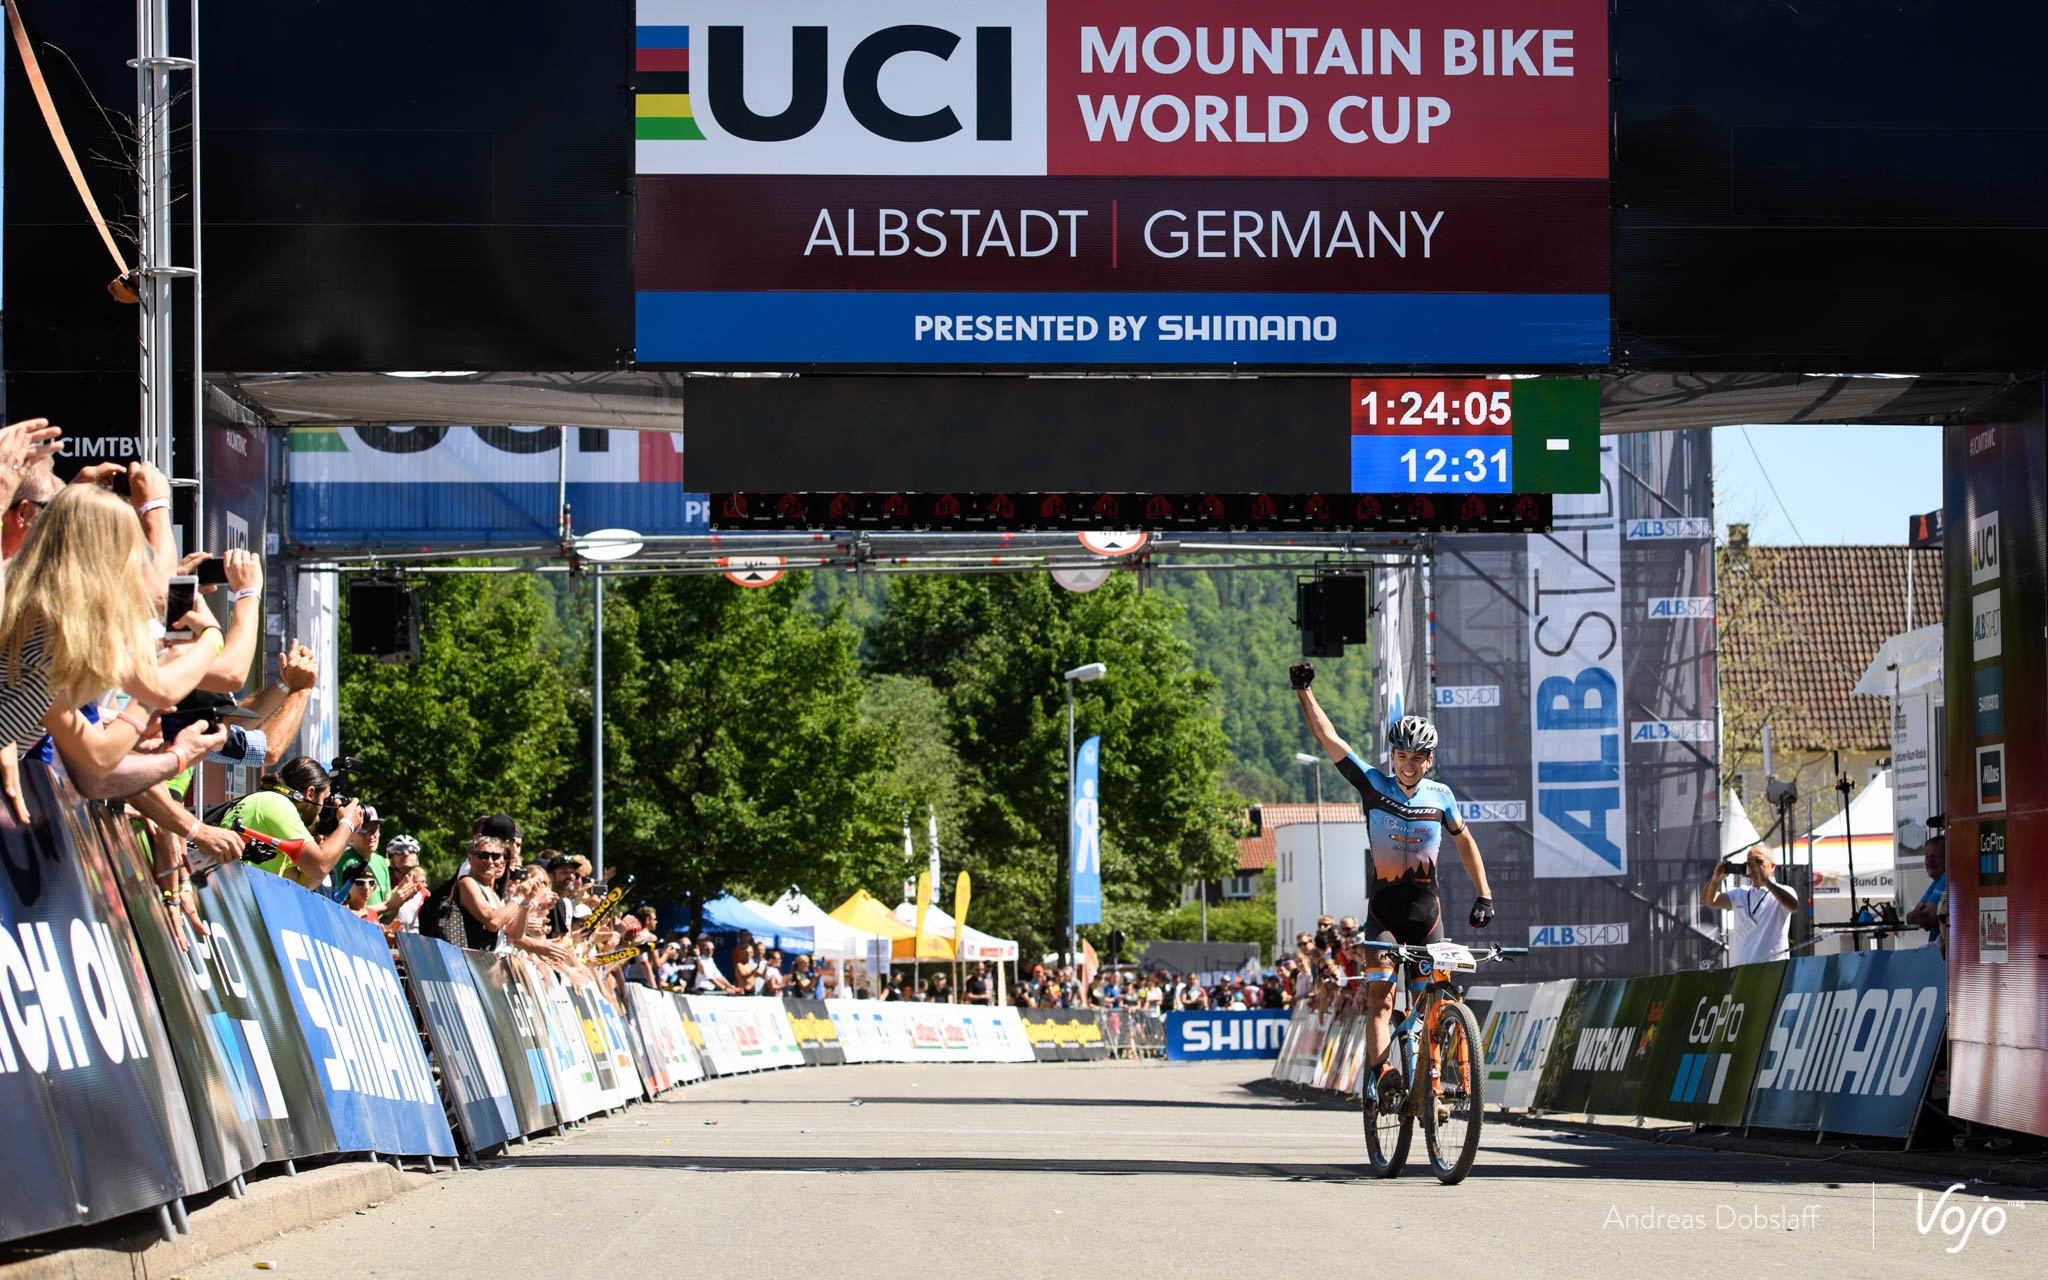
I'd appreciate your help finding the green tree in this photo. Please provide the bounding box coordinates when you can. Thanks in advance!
[868,575,1241,959]
[861,673,966,892]
[338,569,577,879]
[594,573,904,919]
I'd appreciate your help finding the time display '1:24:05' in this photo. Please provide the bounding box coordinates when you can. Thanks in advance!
[1349,378,1516,494]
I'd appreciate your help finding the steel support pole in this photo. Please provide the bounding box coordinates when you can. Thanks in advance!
[592,571,605,883]
[1313,765,1327,918]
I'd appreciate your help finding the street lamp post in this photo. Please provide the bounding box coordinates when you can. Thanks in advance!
[1064,662,1107,971]
[1294,753,1328,918]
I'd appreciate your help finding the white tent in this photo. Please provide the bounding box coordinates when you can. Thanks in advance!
[1853,624,1944,697]
[1801,770,1897,900]
[764,892,893,971]
[890,901,1020,961]
[1720,788,1763,859]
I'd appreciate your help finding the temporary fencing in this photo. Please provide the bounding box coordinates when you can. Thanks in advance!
[1270,947,1948,1140]
[0,761,1259,1250]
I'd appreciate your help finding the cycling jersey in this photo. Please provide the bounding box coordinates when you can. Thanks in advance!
[1335,753,1464,891]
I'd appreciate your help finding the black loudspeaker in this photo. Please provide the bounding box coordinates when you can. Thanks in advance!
[1297,572,1368,657]
[348,579,421,664]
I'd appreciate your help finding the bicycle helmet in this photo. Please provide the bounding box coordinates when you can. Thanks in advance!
[1387,715,1439,753]
[387,834,422,858]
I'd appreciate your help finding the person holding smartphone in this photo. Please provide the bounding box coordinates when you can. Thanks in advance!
[1701,844,1799,967]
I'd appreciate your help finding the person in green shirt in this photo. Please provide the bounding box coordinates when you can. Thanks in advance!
[220,756,363,889]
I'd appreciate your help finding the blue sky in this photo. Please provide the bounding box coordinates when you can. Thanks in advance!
[1710,424,1944,546]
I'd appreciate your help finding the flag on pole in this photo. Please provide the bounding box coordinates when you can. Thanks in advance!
[927,804,941,904]
[1071,736,1103,926]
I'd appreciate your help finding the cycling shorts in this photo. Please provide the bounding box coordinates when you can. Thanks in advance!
[1358,882,1443,983]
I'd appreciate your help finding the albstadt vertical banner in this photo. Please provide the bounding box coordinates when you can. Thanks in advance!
[1527,444,1625,877]
[1072,735,1103,925]
[1945,410,2048,1139]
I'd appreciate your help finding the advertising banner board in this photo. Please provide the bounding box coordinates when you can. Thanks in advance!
[0,767,199,1240]
[634,0,1610,367]
[241,871,457,1158]
[1532,974,1678,1115]
[395,934,523,1152]
[466,951,563,1133]
[783,997,849,1066]
[1632,963,1787,1127]
[684,995,807,1074]
[1167,1010,1290,1060]
[287,427,705,550]
[1747,946,1946,1139]
[1478,983,1538,1092]
[1018,1007,1108,1061]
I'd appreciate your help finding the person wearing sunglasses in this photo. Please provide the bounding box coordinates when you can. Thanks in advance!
[425,834,533,951]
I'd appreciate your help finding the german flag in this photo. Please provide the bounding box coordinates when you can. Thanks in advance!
[635,25,702,140]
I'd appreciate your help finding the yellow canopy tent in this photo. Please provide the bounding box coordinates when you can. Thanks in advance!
[829,888,953,961]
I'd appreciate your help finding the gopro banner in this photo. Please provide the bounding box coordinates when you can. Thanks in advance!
[1527,444,1627,877]
[288,426,707,550]
[1071,734,1103,926]
[634,1,1610,366]
[1166,1010,1290,1060]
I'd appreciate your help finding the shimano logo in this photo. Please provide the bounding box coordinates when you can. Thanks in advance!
[1181,1017,1287,1053]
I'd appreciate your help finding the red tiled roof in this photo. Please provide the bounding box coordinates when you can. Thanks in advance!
[1235,803,1366,872]
[1720,544,1943,752]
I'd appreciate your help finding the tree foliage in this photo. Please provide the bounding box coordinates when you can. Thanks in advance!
[592,574,905,919]
[337,570,576,879]
[868,574,1241,959]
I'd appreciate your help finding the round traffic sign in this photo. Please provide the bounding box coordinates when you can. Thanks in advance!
[722,556,786,587]
[1052,566,1112,593]
[1079,530,1149,557]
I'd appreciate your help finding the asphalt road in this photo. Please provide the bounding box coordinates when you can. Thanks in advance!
[192,1061,2045,1279]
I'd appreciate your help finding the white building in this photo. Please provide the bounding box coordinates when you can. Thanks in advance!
[1260,803,1370,955]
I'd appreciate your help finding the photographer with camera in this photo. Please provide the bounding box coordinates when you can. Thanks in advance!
[219,756,363,889]
[1702,844,1799,967]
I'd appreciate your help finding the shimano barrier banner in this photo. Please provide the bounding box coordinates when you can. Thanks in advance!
[242,871,457,1158]
[1748,946,1947,1139]
[1168,1010,1290,1060]
[1527,443,1627,878]
[1071,735,1102,926]
[466,952,562,1133]
[287,426,707,550]
[0,765,199,1241]
[634,1,1609,366]
[784,998,849,1066]
[395,934,522,1152]
[1633,963,1787,1127]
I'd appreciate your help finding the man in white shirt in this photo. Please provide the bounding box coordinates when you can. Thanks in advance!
[1702,845,1799,967]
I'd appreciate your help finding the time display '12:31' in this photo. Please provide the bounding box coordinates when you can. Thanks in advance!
[1348,377,1515,494]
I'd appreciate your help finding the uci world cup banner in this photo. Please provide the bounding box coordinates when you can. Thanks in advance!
[1527,443,1625,877]
[1071,734,1103,925]
[632,1,1609,367]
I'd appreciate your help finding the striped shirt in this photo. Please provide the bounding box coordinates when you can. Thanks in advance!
[0,628,58,752]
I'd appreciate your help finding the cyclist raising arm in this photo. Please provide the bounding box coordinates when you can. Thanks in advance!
[1292,661,1493,1099]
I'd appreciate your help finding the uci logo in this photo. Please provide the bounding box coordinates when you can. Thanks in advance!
[1971,512,2000,584]
[704,22,1014,143]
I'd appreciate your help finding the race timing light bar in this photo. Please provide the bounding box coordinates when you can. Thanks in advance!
[710,491,1551,534]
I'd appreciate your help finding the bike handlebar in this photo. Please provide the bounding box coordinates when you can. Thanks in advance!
[1352,940,1528,964]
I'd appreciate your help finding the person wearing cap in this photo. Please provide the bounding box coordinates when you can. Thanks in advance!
[342,865,381,925]
[326,804,389,907]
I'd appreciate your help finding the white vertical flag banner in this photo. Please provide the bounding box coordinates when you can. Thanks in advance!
[927,805,941,905]
[1527,445,1627,877]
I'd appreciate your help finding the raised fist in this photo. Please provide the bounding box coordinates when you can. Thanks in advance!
[1289,662,1315,691]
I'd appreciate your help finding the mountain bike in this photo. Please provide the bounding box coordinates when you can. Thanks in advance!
[1356,939,1525,1184]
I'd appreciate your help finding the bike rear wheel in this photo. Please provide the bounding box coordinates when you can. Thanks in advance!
[1423,1000,1484,1184]
[1361,1045,1413,1178]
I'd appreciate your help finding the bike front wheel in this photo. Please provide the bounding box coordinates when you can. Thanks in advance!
[1423,1000,1484,1184]
[1362,1047,1413,1178]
